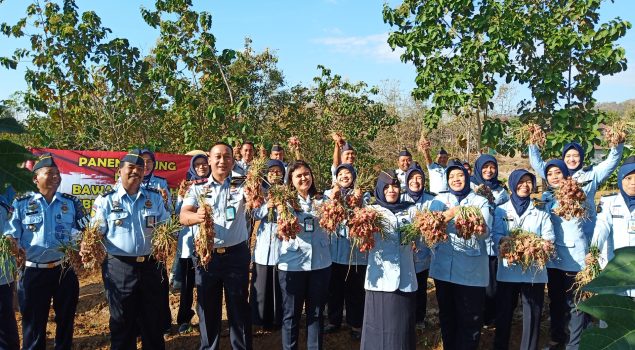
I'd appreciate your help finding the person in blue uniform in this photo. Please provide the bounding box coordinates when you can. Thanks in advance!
[175,152,210,334]
[401,163,435,329]
[323,163,368,340]
[84,149,170,350]
[429,160,493,350]
[528,139,624,241]
[277,160,331,350]
[6,153,84,350]
[180,142,253,350]
[233,141,255,177]
[360,170,418,350]
[492,169,554,350]
[330,132,357,183]
[395,147,413,192]
[0,197,19,350]
[420,138,449,194]
[469,154,510,327]
[249,159,285,332]
[541,159,590,350]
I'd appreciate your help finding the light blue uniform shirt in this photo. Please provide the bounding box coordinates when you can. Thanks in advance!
[429,192,493,287]
[1,200,15,285]
[493,201,554,283]
[323,190,371,266]
[142,174,172,212]
[6,192,84,263]
[402,192,435,273]
[470,183,510,256]
[427,163,448,194]
[592,194,635,297]
[92,186,169,256]
[175,194,195,259]
[232,160,249,177]
[542,191,589,272]
[364,205,418,293]
[251,202,281,266]
[529,143,624,240]
[182,176,249,248]
[277,195,331,272]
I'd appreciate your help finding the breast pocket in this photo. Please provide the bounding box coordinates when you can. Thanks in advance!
[450,235,482,257]
[23,215,44,232]
[108,211,130,234]
[54,213,76,240]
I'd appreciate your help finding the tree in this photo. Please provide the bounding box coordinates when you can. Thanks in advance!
[0,104,35,193]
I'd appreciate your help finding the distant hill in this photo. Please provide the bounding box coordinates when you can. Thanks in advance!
[596,98,635,115]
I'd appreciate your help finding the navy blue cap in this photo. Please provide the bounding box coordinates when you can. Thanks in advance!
[271,144,283,152]
[438,148,448,155]
[121,149,146,167]
[398,147,412,157]
[341,142,355,153]
[32,153,57,172]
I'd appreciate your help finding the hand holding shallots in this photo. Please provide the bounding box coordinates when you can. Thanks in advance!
[453,206,487,240]
[552,178,587,220]
[498,228,555,271]
[348,207,387,252]
[413,209,448,246]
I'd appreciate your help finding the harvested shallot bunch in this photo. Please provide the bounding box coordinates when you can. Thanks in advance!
[474,184,495,205]
[571,245,601,304]
[603,121,628,147]
[453,206,487,240]
[348,207,387,252]
[413,209,448,246]
[516,123,546,148]
[267,184,300,222]
[178,179,192,198]
[244,157,268,210]
[195,196,215,267]
[58,241,83,273]
[288,136,301,149]
[317,199,347,233]
[80,221,106,270]
[499,228,555,271]
[277,206,302,241]
[553,178,587,220]
[151,216,182,266]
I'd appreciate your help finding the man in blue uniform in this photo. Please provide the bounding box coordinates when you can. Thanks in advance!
[83,149,170,350]
[180,142,253,350]
[5,153,84,350]
[0,196,19,350]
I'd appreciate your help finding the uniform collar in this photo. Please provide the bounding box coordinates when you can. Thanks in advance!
[116,184,145,201]
[32,192,61,204]
[207,175,230,187]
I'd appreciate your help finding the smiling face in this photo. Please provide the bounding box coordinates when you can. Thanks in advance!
[270,150,284,161]
[209,144,234,181]
[563,148,581,170]
[408,172,424,193]
[436,153,449,167]
[141,153,154,176]
[336,168,354,188]
[291,165,313,194]
[34,167,61,193]
[546,166,565,187]
[398,156,412,171]
[515,174,534,197]
[448,168,466,192]
[193,157,210,177]
[267,165,284,184]
[119,162,144,192]
[341,150,356,164]
[241,143,254,163]
[481,161,497,180]
[383,184,400,203]
[622,172,635,196]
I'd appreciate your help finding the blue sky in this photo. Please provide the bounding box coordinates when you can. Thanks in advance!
[1,0,634,105]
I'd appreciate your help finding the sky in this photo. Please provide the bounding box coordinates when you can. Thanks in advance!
[1,0,634,105]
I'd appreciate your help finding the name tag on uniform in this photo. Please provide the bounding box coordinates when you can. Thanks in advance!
[146,215,156,228]
[629,219,635,233]
[225,206,236,221]
[612,215,624,219]
[304,217,315,232]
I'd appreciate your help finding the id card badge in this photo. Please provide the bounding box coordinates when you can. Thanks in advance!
[628,219,635,234]
[304,217,315,232]
[146,215,156,228]
[225,206,236,221]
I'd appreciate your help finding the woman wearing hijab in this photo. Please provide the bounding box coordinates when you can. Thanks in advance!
[492,169,554,350]
[323,163,369,340]
[249,159,286,332]
[592,155,635,297]
[528,139,624,241]
[469,154,510,327]
[277,160,331,350]
[361,170,418,350]
[174,153,210,333]
[140,149,172,210]
[401,163,435,329]
[541,159,590,350]
[429,160,493,350]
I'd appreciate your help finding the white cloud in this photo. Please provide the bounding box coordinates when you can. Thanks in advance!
[313,33,404,63]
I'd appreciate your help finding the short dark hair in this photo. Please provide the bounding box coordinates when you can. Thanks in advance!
[286,160,318,197]
[210,142,233,154]
[241,141,255,149]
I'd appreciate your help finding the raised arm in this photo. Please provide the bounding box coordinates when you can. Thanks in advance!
[590,143,624,185]
[528,144,547,180]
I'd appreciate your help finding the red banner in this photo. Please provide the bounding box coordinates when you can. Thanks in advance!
[30,148,192,210]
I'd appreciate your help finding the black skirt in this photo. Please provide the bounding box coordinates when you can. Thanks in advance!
[360,289,416,350]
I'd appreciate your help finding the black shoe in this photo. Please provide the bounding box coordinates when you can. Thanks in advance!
[323,324,340,334]
[350,328,362,340]
[178,323,191,334]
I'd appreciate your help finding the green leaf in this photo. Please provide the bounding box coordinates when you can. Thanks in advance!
[583,247,635,295]
[578,294,635,350]
[0,117,26,134]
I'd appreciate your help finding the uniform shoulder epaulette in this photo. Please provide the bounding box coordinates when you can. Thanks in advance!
[0,201,12,212]
[582,165,594,172]
[61,193,80,202]
[154,175,167,181]
[230,176,246,186]
[15,194,33,202]
[600,192,617,198]
[100,188,116,197]
[192,178,208,185]
[145,187,161,194]
[437,190,449,194]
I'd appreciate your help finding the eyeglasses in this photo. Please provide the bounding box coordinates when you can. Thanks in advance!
[194,163,209,168]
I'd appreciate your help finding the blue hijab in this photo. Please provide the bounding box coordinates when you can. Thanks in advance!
[335,163,357,197]
[471,154,502,190]
[186,154,210,181]
[405,163,425,203]
[374,170,410,213]
[263,159,286,190]
[544,159,569,188]
[508,169,536,217]
[562,142,585,176]
[140,149,156,182]
[617,157,635,212]
[446,160,471,203]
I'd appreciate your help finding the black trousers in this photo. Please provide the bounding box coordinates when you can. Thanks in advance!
[158,262,172,331]
[196,242,252,350]
[415,269,429,323]
[547,268,589,349]
[327,263,366,328]
[484,256,498,325]
[434,279,485,350]
[103,256,165,350]
[0,283,19,350]
[494,281,545,350]
[177,257,196,325]
[249,263,282,329]
[278,267,331,350]
[18,266,78,350]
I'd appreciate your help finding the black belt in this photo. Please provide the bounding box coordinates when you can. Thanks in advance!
[109,254,153,264]
[211,241,247,255]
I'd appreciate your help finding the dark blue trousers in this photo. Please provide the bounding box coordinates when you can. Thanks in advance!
[18,266,79,350]
[278,267,331,350]
[484,256,498,325]
[195,242,252,350]
[494,281,545,350]
[415,269,429,323]
[434,279,485,350]
[547,268,589,350]
[0,283,19,350]
[249,263,282,329]
[177,257,196,325]
[327,263,366,328]
[102,256,165,350]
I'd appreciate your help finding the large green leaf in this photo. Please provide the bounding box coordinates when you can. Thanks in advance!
[583,247,635,295]
[578,294,635,350]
